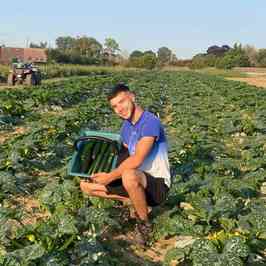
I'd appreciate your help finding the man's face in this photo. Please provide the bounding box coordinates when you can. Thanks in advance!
[110,91,135,120]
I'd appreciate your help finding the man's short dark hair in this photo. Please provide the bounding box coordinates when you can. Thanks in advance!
[107,83,130,101]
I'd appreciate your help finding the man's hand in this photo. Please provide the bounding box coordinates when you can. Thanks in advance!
[80,180,91,194]
[91,172,113,186]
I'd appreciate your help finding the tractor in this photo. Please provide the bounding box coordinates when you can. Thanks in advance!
[7,62,42,86]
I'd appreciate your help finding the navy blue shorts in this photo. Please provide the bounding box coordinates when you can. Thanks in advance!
[106,173,169,207]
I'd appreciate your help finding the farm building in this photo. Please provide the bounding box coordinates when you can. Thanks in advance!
[0,47,47,65]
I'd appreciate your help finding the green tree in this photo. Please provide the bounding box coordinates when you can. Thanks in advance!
[29,41,47,49]
[104,38,120,55]
[128,50,157,69]
[157,47,172,66]
[46,48,70,63]
[204,54,218,67]
[102,38,120,66]
[256,49,266,67]
[143,50,156,57]
[129,50,143,59]
[189,54,208,69]
[143,50,157,68]
[74,36,102,58]
[128,50,143,67]
[129,57,143,68]
[55,36,76,51]
[170,53,178,65]
[216,43,250,69]
[243,45,258,66]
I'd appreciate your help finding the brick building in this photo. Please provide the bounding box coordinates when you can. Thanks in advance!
[0,47,47,65]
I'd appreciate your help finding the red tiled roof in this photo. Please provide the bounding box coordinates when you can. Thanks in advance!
[23,48,47,62]
[0,47,47,64]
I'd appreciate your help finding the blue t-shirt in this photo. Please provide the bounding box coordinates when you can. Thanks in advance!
[120,110,171,187]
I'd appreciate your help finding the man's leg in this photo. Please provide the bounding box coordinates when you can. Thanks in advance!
[121,169,148,221]
[80,180,129,202]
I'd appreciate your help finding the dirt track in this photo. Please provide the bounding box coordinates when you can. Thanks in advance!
[227,76,266,88]
[228,67,266,88]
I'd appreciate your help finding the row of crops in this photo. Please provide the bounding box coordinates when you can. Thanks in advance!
[0,69,266,265]
[0,64,136,83]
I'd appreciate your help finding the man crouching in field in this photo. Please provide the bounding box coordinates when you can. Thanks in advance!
[80,83,171,246]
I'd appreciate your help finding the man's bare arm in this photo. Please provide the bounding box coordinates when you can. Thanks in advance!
[108,136,155,180]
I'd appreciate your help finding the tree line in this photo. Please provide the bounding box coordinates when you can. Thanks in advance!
[29,36,180,68]
[29,36,266,69]
[190,43,266,69]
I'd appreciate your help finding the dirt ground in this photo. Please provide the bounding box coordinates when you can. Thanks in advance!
[227,76,266,88]
[12,196,50,225]
[0,126,28,144]
[227,67,266,88]
[104,228,194,266]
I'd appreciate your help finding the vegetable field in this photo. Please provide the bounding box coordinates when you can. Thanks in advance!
[0,70,266,265]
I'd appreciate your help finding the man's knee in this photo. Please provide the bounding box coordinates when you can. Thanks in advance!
[122,169,142,191]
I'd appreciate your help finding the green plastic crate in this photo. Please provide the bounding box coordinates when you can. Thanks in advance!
[68,130,122,178]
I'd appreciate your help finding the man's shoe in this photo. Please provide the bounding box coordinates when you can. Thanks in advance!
[120,205,137,222]
[132,219,153,246]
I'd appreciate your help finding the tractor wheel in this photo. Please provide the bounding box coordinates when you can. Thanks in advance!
[15,79,22,85]
[7,74,14,86]
[25,74,34,85]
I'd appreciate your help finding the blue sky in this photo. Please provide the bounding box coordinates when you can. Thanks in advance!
[1,0,265,58]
